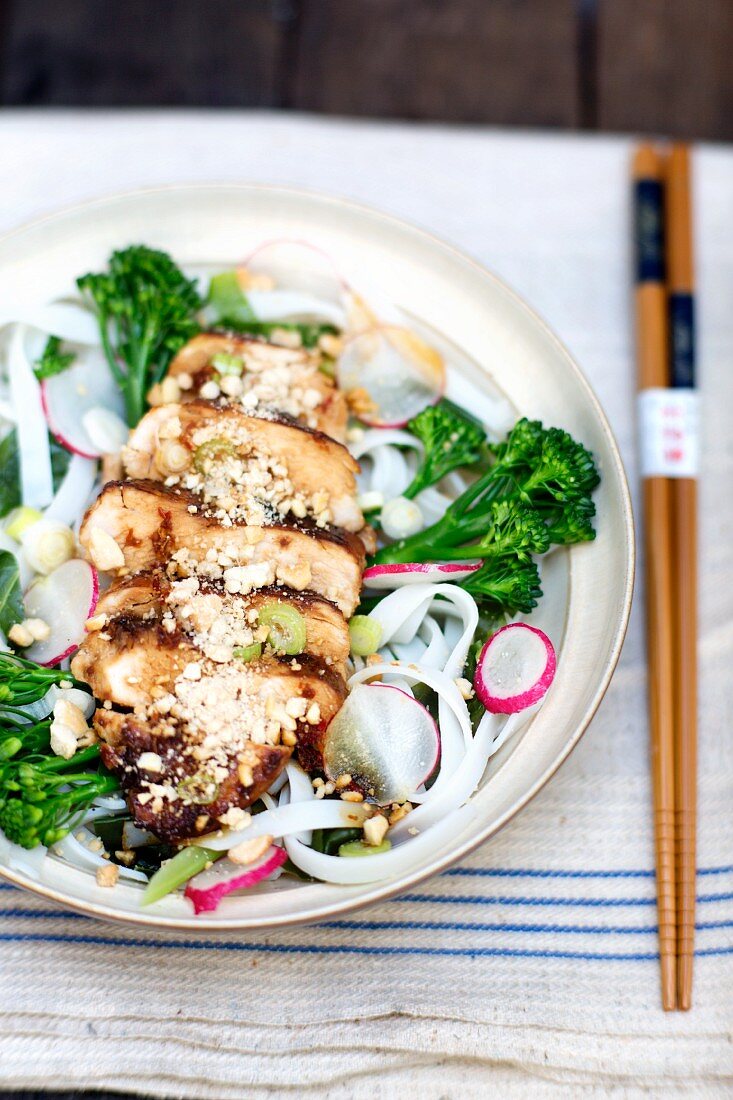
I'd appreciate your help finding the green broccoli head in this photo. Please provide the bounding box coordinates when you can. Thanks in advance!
[403,399,486,499]
[478,500,550,560]
[462,554,543,617]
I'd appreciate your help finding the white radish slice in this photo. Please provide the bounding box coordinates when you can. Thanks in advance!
[184,845,287,914]
[41,348,126,458]
[474,623,556,714]
[337,325,445,427]
[245,290,346,328]
[243,239,346,303]
[323,683,440,805]
[82,407,129,455]
[23,559,99,665]
[44,454,98,526]
[362,562,480,589]
[9,325,53,508]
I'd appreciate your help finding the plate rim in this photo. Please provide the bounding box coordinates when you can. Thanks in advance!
[0,181,636,931]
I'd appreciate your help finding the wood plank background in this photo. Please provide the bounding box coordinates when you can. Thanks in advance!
[0,0,730,140]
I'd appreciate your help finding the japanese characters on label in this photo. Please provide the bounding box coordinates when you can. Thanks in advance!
[638,387,699,478]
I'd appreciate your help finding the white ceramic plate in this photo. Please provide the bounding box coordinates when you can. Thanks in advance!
[0,184,634,929]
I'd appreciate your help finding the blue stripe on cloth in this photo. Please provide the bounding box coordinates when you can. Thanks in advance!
[0,931,732,960]
[444,865,733,879]
[0,909,732,936]
[399,891,733,908]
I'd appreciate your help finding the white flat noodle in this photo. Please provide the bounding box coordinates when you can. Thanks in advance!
[246,289,346,327]
[197,798,370,852]
[349,428,423,459]
[0,303,101,346]
[444,372,515,438]
[0,830,48,880]
[9,325,53,508]
[44,453,98,525]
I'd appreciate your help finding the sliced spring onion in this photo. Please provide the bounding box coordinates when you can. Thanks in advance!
[141,845,222,905]
[210,352,244,377]
[20,518,76,575]
[176,773,219,805]
[233,641,262,662]
[192,437,236,474]
[207,271,256,325]
[258,601,306,655]
[348,614,382,656]
[338,839,392,857]
[5,506,42,541]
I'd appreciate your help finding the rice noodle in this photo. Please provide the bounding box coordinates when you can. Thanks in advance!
[8,325,53,508]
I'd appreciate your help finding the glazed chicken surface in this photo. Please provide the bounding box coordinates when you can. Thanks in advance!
[72,331,367,842]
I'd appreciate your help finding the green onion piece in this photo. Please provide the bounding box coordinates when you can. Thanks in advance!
[176,773,219,805]
[338,838,392,857]
[141,845,222,905]
[258,601,307,655]
[192,436,236,473]
[348,614,382,656]
[5,506,42,541]
[210,352,243,377]
[207,271,256,324]
[233,641,262,662]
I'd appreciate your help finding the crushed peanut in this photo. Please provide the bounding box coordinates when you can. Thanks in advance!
[95,863,119,888]
[228,833,273,865]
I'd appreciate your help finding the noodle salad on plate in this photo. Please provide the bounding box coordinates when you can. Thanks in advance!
[0,241,600,914]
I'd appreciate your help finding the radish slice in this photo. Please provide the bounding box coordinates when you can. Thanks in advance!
[323,683,440,804]
[42,348,126,458]
[242,239,346,303]
[23,559,99,665]
[184,844,287,915]
[82,407,129,454]
[337,325,445,427]
[362,562,480,590]
[474,623,556,714]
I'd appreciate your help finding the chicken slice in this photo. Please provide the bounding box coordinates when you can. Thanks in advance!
[94,572,349,662]
[122,399,364,532]
[94,653,347,842]
[73,581,350,705]
[167,332,348,441]
[96,708,292,843]
[79,480,365,616]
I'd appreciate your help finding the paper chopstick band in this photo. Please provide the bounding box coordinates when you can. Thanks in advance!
[638,387,699,478]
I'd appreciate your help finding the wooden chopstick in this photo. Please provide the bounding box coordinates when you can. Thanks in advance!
[632,143,677,1011]
[665,143,698,1011]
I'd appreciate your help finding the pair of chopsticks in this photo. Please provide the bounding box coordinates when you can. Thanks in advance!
[632,143,698,1011]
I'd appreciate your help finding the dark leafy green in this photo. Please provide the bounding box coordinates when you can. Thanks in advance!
[0,551,23,636]
[0,429,71,518]
[33,336,74,381]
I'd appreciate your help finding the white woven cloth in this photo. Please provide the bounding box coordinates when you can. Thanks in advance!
[0,113,731,1098]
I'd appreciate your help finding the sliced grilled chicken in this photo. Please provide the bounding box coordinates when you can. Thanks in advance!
[93,573,350,663]
[96,709,292,843]
[73,582,350,706]
[166,332,348,441]
[94,653,347,842]
[79,480,365,616]
[122,399,364,532]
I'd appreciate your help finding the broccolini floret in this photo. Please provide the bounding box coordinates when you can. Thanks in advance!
[77,245,201,426]
[402,399,487,499]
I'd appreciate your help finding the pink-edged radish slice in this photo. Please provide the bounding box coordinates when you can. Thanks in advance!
[23,558,99,665]
[245,290,345,327]
[362,561,480,590]
[474,623,556,714]
[184,844,287,915]
[41,350,126,458]
[242,239,346,303]
[337,325,445,427]
[323,683,440,804]
[82,407,129,454]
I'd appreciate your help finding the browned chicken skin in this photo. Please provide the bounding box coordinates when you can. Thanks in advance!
[122,399,364,532]
[166,332,348,441]
[79,480,365,616]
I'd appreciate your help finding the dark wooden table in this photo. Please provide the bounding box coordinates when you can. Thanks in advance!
[0,0,730,140]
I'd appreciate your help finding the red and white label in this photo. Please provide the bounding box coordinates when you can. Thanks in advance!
[637,388,699,478]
